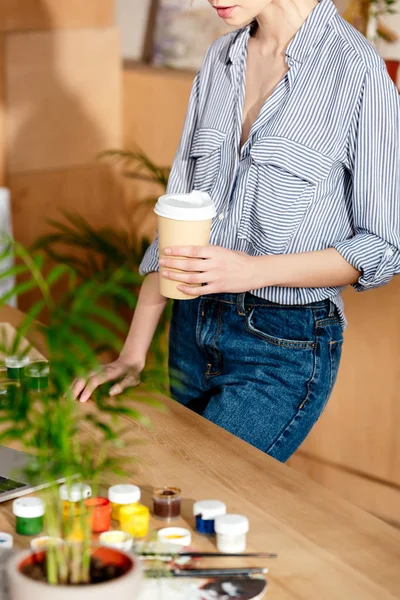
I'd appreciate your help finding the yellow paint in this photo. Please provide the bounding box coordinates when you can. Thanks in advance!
[120,503,150,538]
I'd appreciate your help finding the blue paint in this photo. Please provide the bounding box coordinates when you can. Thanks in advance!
[195,515,216,535]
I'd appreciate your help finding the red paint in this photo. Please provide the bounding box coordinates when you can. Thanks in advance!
[19,547,133,574]
[85,497,111,533]
[385,60,399,86]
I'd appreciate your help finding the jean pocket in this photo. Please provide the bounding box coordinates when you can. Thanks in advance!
[328,339,343,396]
[238,137,334,254]
[245,305,316,349]
[190,128,227,194]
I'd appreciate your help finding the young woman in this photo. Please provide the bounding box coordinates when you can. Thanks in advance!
[74,0,400,462]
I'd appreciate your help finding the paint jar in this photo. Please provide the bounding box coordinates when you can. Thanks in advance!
[157,527,192,546]
[25,361,49,391]
[120,503,150,538]
[99,530,134,552]
[214,515,249,553]
[13,497,45,536]
[153,487,181,520]
[5,355,30,380]
[193,500,227,535]
[31,536,64,552]
[108,484,141,521]
[60,483,92,542]
[84,497,111,533]
[0,380,20,408]
[0,532,13,549]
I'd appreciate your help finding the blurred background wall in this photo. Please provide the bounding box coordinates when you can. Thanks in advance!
[0,0,399,527]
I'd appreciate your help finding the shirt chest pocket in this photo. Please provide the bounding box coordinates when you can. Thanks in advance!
[238,138,334,255]
[190,128,227,195]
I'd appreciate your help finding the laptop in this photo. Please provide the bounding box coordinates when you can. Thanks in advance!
[0,446,63,502]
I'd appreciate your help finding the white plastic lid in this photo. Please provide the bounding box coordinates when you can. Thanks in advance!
[108,484,141,505]
[59,483,92,502]
[99,530,133,552]
[13,497,45,518]
[193,500,227,520]
[157,527,192,547]
[5,355,30,368]
[214,514,249,535]
[0,532,13,549]
[31,536,64,551]
[154,191,216,222]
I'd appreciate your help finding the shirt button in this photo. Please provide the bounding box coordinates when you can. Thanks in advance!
[219,213,225,221]
[386,248,394,257]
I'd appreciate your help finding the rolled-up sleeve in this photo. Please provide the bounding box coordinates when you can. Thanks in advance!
[139,72,200,276]
[334,66,400,292]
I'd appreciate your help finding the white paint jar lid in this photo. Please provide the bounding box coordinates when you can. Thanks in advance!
[193,500,227,519]
[13,497,45,518]
[99,530,134,552]
[214,514,249,535]
[59,483,92,502]
[108,484,141,505]
[0,532,13,549]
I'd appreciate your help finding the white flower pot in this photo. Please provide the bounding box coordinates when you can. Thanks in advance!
[7,546,143,600]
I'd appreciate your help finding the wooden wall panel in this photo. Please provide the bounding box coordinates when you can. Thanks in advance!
[6,27,122,173]
[123,65,194,166]
[10,165,131,247]
[9,164,136,312]
[0,1,115,32]
[0,35,5,186]
[295,281,400,486]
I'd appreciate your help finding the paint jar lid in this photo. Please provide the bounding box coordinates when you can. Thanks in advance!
[99,530,134,552]
[193,500,227,520]
[59,483,92,502]
[153,487,181,502]
[5,355,30,368]
[26,361,50,377]
[157,527,192,547]
[13,497,45,518]
[214,514,249,535]
[0,532,13,549]
[108,484,141,505]
[31,536,64,552]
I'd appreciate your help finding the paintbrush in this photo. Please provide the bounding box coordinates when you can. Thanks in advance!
[146,567,268,578]
[139,551,277,559]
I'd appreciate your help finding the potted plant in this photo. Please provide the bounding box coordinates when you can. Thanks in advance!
[0,239,165,599]
[32,149,172,374]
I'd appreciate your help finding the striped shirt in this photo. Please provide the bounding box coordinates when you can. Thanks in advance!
[139,0,400,328]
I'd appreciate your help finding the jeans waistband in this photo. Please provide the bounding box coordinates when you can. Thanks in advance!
[202,292,332,313]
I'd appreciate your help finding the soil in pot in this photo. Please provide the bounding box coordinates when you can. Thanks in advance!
[20,547,132,586]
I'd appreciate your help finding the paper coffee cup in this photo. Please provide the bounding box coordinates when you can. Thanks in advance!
[155,191,216,300]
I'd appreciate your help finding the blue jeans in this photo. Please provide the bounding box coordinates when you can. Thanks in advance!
[168,293,343,462]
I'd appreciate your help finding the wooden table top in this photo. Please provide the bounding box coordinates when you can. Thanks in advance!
[0,304,400,599]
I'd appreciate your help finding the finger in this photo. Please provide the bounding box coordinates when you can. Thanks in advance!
[109,374,140,396]
[71,378,87,400]
[159,257,207,272]
[177,283,217,296]
[163,246,214,259]
[78,371,115,403]
[162,270,210,284]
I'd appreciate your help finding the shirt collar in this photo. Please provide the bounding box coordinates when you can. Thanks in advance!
[226,0,337,66]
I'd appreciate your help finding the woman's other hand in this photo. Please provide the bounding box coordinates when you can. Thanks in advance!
[72,358,143,403]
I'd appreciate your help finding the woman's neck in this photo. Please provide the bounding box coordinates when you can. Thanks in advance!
[253,0,319,57]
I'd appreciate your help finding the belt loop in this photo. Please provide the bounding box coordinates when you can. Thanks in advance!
[236,293,246,316]
[329,300,335,316]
